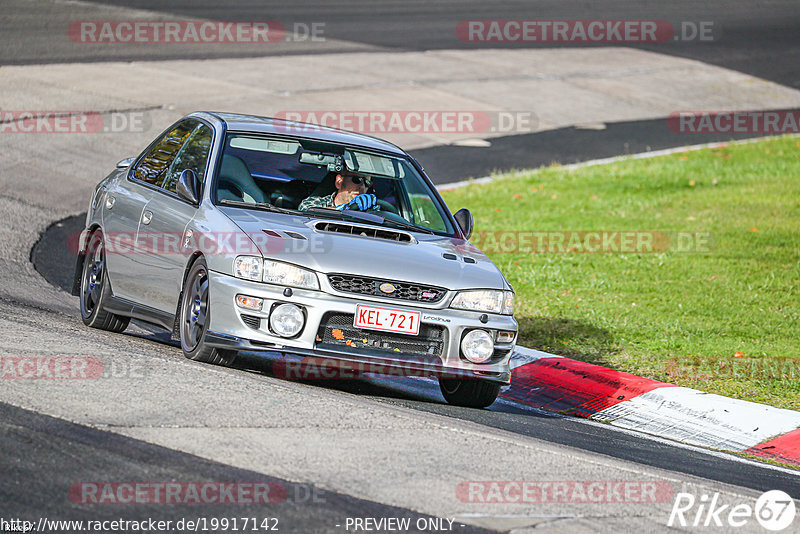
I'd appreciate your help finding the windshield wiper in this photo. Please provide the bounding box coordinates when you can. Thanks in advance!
[303,207,384,224]
[219,199,297,215]
[379,217,434,234]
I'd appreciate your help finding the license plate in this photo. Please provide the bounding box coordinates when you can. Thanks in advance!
[354,305,420,336]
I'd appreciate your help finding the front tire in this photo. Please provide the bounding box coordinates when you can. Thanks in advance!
[438,378,501,408]
[179,258,236,366]
[79,230,130,333]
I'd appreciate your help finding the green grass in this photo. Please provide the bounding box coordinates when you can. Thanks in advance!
[440,136,800,410]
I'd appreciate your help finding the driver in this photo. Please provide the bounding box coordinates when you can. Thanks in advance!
[298,171,378,211]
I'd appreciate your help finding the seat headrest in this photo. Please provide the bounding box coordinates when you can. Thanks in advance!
[310,172,338,198]
[220,154,250,179]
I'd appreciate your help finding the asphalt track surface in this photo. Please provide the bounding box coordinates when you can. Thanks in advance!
[6,0,800,89]
[1,403,492,534]
[6,1,800,532]
[30,211,800,500]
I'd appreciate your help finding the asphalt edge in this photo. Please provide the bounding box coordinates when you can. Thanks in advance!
[436,133,800,191]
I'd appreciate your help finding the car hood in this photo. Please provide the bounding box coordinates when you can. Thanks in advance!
[220,207,508,291]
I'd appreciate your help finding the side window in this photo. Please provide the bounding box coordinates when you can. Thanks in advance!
[404,178,448,232]
[132,120,198,186]
[162,124,214,193]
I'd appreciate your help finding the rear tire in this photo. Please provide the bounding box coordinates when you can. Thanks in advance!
[438,378,501,408]
[179,258,236,366]
[79,230,130,333]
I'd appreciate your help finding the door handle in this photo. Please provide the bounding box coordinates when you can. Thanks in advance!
[142,210,153,225]
[105,195,116,209]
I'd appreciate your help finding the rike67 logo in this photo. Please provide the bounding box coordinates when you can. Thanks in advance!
[668,490,796,531]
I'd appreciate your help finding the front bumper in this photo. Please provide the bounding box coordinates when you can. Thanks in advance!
[205,270,517,384]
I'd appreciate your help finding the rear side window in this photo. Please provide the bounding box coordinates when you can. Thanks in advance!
[132,120,198,186]
[162,124,213,193]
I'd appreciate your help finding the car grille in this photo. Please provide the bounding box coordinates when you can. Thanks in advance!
[491,347,513,363]
[240,314,261,330]
[316,312,446,357]
[327,274,447,303]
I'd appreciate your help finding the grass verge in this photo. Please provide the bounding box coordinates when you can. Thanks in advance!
[440,136,800,410]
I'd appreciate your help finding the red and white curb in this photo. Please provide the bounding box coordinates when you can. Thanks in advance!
[503,347,800,467]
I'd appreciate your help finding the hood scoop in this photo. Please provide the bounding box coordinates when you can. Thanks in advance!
[263,229,307,240]
[443,252,478,264]
[314,221,413,243]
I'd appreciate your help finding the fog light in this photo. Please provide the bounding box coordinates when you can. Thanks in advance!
[461,329,494,364]
[269,303,304,338]
[236,295,263,311]
[497,330,516,344]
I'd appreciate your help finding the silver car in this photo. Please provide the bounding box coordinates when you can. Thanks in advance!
[73,112,517,407]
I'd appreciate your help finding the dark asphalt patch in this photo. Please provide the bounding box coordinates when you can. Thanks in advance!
[31,214,84,294]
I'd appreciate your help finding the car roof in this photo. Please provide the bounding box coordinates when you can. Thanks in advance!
[203,112,408,156]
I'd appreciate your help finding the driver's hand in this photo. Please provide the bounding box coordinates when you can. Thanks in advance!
[337,194,377,211]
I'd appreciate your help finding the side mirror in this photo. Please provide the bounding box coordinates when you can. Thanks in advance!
[116,157,135,168]
[176,169,201,205]
[453,208,473,239]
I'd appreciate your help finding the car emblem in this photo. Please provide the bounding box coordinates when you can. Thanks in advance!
[379,283,396,294]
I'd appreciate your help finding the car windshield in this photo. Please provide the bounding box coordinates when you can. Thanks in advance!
[215,133,455,235]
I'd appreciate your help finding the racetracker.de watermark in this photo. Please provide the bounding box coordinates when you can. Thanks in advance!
[71,231,332,256]
[273,357,463,381]
[1,357,148,380]
[469,231,713,254]
[457,20,717,43]
[69,482,288,505]
[275,110,538,135]
[1,357,103,380]
[457,481,674,504]
[668,110,800,134]
[665,358,800,381]
[0,111,150,134]
[68,21,326,43]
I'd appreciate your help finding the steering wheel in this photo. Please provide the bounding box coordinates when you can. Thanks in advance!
[369,199,400,215]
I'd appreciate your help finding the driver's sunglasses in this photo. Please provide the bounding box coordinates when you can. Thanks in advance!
[346,174,373,187]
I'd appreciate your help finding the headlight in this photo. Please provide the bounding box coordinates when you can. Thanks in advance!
[263,260,319,290]
[234,256,262,281]
[269,303,305,337]
[461,329,494,363]
[450,290,515,315]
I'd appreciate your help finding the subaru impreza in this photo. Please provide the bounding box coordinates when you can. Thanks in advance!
[73,112,517,407]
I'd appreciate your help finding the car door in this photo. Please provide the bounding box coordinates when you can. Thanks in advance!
[134,122,214,313]
[101,174,154,302]
[104,119,199,304]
